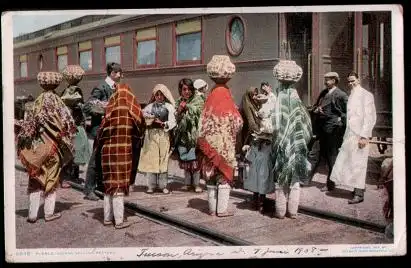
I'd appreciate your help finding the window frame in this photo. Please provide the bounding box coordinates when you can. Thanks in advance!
[172,17,204,66]
[103,35,122,71]
[134,27,158,69]
[78,40,93,72]
[226,15,246,57]
[19,54,28,78]
[56,45,69,72]
[38,54,44,71]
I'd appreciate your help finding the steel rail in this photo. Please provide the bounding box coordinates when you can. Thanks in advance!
[68,181,255,246]
[229,190,387,233]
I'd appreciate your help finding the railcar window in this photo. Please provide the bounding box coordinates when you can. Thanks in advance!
[104,35,121,65]
[106,46,121,65]
[226,16,245,56]
[175,18,202,64]
[177,32,201,62]
[56,46,68,72]
[136,27,157,67]
[79,41,93,71]
[19,54,28,78]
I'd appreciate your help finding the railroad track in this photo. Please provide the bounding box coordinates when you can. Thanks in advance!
[67,181,255,246]
[68,179,386,240]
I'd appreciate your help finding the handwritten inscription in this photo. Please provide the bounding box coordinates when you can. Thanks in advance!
[136,248,180,258]
[135,246,329,260]
[253,248,290,257]
[295,247,328,256]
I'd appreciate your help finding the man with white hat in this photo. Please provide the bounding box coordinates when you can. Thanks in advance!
[312,71,348,192]
[193,79,208,100]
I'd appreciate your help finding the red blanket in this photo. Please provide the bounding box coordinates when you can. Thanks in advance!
[197,85,243,182]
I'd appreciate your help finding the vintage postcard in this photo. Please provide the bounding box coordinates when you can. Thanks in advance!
[2,5,406,262]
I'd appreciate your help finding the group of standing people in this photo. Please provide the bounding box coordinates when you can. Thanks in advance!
[15,54,378,229]
[309,71,377,205]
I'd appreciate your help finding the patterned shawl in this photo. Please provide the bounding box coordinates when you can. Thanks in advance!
[95,84,144,195]
[271,86,312,186]
[197,85,243,182]
[174,92,205,148]
[240,87,260,145]
[16,90,77,177]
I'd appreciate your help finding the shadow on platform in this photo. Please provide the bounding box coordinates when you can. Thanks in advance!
[15,201,83,219]
[85,207,135,225]
[187,198,209,215]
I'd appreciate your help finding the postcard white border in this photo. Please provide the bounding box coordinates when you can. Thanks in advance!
[2,5,406,262]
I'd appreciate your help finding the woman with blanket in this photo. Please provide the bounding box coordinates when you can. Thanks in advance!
[16,71,77,223]
[138,84,176,194]
[241,87,275,213]
[197,55,243,216]
[174,78,205,193]
[94,83,144,229]
[60,65,91,187]
[271,60,312,219]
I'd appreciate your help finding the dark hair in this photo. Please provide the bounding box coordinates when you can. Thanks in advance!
[260,81,270,89]
[178,78,195,96]
[27,94,34,101]
[106,62,122,76]
[347,71,359,79]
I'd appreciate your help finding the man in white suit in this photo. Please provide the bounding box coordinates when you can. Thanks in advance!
[330,71,377,204]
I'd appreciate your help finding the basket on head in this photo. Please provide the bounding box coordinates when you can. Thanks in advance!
[206,55,236,84]
[62,65,85,85]
[273,60,303,83]
[37,71,63,91]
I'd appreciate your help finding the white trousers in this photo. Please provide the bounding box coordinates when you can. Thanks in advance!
[28,190,56,220]
[104,193,124,225]
[274,182,300,218]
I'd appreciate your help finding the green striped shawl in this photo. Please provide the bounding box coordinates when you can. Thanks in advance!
[271,86,312,186]
[174,93,205,148]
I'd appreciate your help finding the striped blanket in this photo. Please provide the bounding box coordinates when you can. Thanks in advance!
[271,87,312,186]
[95,84,144,195]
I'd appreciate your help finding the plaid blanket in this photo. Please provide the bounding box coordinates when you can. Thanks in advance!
[271,87,312,186]
[95,84,144,195]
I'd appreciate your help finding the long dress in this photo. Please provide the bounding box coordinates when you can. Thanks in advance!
[137,85,177,175]
[330,86,376,190]
[240,88,275,194]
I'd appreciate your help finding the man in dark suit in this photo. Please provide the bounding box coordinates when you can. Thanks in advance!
[313,72,348,192]
[83,62,122,200]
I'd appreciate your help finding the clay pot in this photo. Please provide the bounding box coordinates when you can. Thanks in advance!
[273,60,303,83]
[207,55,236,83]
[62,65,85,85]
[37,71,63,91]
